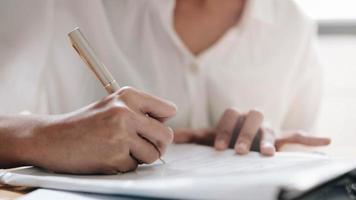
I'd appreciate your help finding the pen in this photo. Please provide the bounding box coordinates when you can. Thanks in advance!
[68,27,165,164]
[68,27,119,94]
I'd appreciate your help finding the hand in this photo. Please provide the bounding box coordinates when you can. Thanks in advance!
[17,87,176,174]
[174,108,330,156]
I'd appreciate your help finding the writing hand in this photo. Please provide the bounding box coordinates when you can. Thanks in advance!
[3,87,176,174]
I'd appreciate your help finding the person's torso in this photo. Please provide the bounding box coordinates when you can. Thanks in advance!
[0,0,313,130]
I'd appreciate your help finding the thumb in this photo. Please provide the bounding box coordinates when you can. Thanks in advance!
[173,129,198,144]
[174,128,216,145]
[275,132,331,151]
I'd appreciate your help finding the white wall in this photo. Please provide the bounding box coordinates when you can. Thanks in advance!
[315,35,356,156]
[296,0,356,21]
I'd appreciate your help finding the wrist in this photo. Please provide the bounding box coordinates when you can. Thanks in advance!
[12,115,53,167]
[0,115,43,168]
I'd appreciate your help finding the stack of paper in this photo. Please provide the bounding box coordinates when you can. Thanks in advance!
[1,144,355,200]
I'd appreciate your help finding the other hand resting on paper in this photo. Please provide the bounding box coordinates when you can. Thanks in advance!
[174,108,331,156]
[0,87,176,174]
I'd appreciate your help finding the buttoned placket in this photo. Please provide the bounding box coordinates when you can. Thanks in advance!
[159,0,212,128]
[184,59,205,128]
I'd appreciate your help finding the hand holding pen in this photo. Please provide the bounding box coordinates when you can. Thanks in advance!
[0,28,176,174]
[67,28,175,170]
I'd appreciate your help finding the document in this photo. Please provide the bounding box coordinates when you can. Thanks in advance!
[18,189,137,200]
[1,144,355,200]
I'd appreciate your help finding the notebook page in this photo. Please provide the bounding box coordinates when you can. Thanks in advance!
[161,144,328,176]
[1,144,354,200]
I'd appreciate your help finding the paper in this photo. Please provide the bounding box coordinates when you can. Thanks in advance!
[18,189,139,200]
[1,144,355,200]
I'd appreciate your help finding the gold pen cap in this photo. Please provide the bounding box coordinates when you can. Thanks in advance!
[68,27,120,94]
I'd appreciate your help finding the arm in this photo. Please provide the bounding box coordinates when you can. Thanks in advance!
[0,87,176,174]
[0,115,44,168]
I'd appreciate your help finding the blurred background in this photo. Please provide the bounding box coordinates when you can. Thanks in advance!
[296,0,356,156]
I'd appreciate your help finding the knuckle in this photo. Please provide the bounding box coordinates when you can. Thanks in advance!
[238,134,254,144]
[107,106,130,118]
[217,129,232,140]
[118,86,137,100]
[249,109,264,119]
[94,95,115,109]
[223,107,239,118]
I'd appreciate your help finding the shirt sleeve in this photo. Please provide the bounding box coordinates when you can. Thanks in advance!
[281,24,322,132]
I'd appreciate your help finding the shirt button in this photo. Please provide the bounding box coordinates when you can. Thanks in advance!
[190,62,199,73]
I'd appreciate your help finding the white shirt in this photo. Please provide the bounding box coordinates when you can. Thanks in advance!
[0,0,321,133]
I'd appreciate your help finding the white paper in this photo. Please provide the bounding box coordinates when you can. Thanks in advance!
[18,189,135,200]
[1,144,355,200]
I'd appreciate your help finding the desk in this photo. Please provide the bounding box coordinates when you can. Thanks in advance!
[0,184,33,200]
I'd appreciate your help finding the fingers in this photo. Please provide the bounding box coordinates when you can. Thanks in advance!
[235,109,264,154]
[259,127,276,156]
[275,131,331,151]
[174,129,197,143]
[174,128,216,146]
[129,133,160,164]
[101,149,138,174]
[135,114,174,154]
[113,155,138,173]
[115,87,175,162]
[214,108,240,150]
[117,87,177,121]
[192,128,216,145]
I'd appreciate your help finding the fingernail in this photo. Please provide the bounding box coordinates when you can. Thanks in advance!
[262,142,274,149]
[236,143,248,154]
[261,142,275,156]
[167,127,174,143]
[168,127,173,133]
[215,140,226,150]
[168,102,178,113]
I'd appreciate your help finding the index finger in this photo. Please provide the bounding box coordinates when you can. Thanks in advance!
[117,87,177,121]
[235,109,264,154]
[214,108,240,150]
[135,113,174,154]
